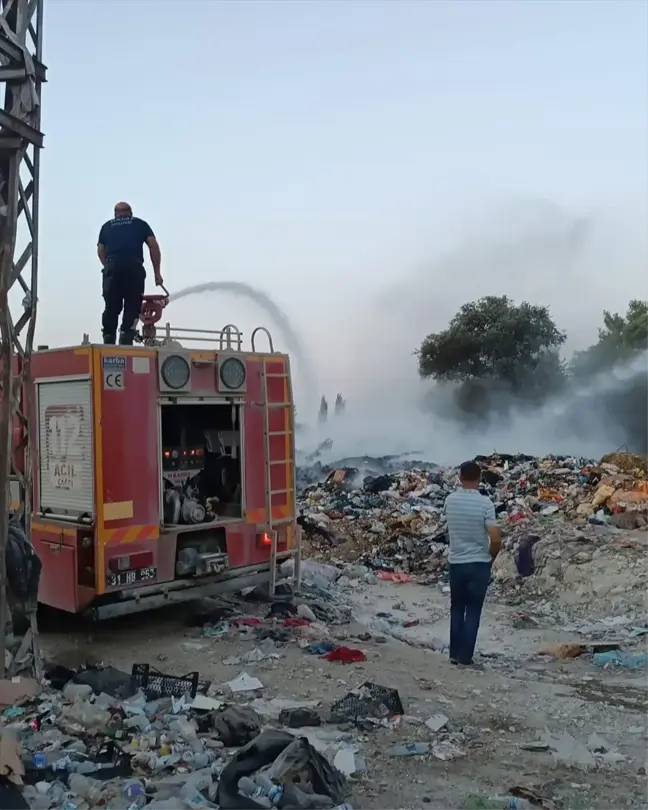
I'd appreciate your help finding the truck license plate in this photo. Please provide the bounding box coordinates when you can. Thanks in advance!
[107,566,157,588]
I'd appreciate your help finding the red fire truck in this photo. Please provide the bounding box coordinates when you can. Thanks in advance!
[9,295,301,619]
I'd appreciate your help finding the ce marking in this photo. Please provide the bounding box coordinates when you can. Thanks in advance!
[103,371,125,390]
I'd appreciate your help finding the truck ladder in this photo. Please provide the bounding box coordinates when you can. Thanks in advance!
[260,357,301,596]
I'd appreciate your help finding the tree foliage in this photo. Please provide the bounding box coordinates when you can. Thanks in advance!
[571,299,648,377]
[570,299,647,454]
[417,294,647,451]
[418,296,566,392]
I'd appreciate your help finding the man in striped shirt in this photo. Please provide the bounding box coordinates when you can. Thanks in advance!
[443,461,501,667]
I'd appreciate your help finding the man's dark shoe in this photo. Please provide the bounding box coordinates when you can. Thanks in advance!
[102,333,116,345]
[118,329,135,346]
[458,661,485,671]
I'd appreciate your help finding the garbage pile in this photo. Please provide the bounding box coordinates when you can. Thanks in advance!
[296,451,648,586]
[1,662,351,810]
[298,464,450,577]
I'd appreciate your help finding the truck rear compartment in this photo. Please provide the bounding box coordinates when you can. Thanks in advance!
[161,402,243,525]
[28,346,300,615]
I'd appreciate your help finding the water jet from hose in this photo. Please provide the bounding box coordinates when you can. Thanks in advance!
[169,281,315,399]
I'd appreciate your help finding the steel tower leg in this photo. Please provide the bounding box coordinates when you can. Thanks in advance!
[0,0,45,678]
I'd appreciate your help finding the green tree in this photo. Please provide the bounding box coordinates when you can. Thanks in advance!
[571,299,648,376]
[417,296,567,393]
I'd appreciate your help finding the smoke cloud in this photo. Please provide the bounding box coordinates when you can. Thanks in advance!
[305,200,648,464]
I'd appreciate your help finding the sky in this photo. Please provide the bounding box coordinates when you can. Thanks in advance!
[21,0,648,407]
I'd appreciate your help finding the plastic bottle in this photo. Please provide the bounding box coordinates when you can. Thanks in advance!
[184,771,213,795]
[68,773,107,804]
[126,714,153,733]
[70,759,99,775]
[191,750,219,769]
[251,772,275,795]
[388,742,430,756]
[53,755,73,771]
[124,779,147,808]
[31,752,47,769]
[62,682,93,701]
[237,776,283,806]
[237,777,260,797]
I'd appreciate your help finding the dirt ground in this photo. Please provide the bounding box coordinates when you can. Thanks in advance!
[41,572,648,810]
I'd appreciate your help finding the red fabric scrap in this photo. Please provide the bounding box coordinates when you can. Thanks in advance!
[283,617,311,627]
[378,571,412,583]
[323,646,367,663]
[232,617,263,627]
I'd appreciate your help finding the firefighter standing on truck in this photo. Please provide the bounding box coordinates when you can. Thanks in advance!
[97,201,164,345]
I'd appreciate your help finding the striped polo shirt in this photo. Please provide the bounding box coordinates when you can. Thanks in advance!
[444,488,497,564]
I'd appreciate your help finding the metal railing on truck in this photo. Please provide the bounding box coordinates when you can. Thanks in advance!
[162,324,278,354]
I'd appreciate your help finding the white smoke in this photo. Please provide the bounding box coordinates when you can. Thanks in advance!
[303,201,647,463]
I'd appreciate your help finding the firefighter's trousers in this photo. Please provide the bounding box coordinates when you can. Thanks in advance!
[102,259,146,345]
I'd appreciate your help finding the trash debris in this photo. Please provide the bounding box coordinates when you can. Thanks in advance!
[3,659,350,810]
[593,650,648,669]
[132,663,210,700]
[537,642,587,660]
[388,742,430,756]
[217,729,347,809]
[279,707,322,728]
[463,794,535,809]
[210,706,263,746]
[227,672,265,693]
[329,682,404,725]
[323,646,367,664]
[509,785,557,809]
[333,743,364,777]
[0,677,39,708]
[541,729,597,769]
[425,713,449,732]
[0,730,24,786]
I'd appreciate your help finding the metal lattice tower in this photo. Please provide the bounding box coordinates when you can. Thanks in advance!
[0,0,45,676]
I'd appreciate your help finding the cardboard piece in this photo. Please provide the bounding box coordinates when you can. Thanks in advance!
[0,677,39,708]
[0,730,24,785]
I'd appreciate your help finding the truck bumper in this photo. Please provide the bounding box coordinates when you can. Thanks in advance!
[87,554,295,620]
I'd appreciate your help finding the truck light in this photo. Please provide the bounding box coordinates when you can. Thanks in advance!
[219,357,246,390]
[108,550,154,573]
[257,532,287,548]
[161,355,190,390]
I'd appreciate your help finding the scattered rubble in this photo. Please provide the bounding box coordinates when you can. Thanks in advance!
[0,660,356,810]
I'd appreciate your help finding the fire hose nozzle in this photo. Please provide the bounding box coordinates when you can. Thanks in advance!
[140,291,170,327]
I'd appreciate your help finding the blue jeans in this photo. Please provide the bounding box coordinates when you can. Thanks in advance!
[449,562,491,664]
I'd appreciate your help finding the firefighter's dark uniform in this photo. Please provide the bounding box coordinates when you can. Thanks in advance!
[98,216,155,345]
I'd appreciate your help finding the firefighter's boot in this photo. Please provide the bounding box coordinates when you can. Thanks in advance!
[103,332,116,345]
[119,328,136,346]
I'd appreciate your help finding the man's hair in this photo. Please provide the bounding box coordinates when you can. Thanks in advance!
[114,201,132,216]
[459,461,482,482]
